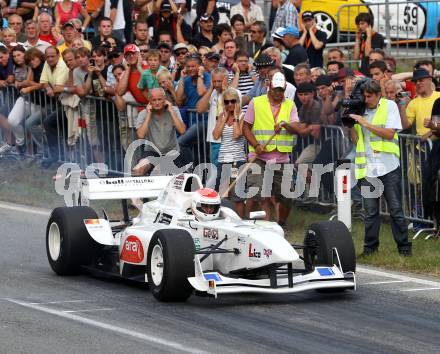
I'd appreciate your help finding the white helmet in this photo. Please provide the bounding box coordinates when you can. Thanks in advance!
[191,188,221,221]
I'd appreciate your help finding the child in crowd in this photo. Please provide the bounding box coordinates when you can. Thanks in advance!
[138,49,166,101]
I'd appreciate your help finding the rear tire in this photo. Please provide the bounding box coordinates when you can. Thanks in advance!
[147,229,195,302]
[304,220,356,272]
[46,206,102,275]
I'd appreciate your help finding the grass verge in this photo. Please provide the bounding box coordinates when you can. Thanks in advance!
[1,157,439,277]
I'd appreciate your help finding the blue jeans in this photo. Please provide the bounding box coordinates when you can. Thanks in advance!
[177,118,207,165]
[361,167,411,252]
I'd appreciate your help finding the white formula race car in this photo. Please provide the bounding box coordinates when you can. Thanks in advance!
[46,173,356,302]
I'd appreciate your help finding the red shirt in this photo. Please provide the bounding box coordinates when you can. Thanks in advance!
[39,34,57,46]
[404,80,417,98]
[128,70,148,109]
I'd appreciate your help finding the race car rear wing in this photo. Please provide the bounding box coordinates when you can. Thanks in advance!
[80,176,173,202]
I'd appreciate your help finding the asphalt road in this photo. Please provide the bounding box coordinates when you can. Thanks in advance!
[1,202,439,354]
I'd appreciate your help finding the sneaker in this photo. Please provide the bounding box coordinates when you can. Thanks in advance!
[398,248,412,257]
[0,143,12,155]
[360,247,378,257]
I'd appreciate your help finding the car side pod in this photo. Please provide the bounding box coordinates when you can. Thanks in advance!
[187,253,356,299]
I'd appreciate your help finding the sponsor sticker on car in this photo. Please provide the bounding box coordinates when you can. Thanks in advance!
[203,227,219,240]
[120,235,144,263]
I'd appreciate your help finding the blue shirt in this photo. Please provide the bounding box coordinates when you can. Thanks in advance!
[0,57,13,80]
[183,72,211,109]
[245,77,265,100]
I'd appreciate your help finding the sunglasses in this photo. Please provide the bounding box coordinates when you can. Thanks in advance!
[176,50,188,56]
[224,99,237,105]
[140,49,149,53]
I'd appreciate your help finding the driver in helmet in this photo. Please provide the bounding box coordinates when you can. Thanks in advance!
[191,188,221,221]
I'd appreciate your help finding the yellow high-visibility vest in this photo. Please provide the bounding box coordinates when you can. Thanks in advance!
[354,98,400,179]
[249,95,296,153]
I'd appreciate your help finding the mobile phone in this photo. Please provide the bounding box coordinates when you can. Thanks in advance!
[89,58,95,66]
[397,91,410,98]
[164,104,169,110]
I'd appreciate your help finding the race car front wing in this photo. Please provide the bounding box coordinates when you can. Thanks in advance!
[188,256,356,297]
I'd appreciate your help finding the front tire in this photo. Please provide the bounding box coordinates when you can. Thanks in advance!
[304,220,356,273]
[147,229,195,302]
[46,206,102,275]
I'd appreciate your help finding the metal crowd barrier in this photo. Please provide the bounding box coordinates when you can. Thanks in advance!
[0,86,436,230]
[291,125,351,205]
[336,0,440,61]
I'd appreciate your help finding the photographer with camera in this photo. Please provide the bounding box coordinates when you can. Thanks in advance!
[349,80,411,256]
[353,13,384,76]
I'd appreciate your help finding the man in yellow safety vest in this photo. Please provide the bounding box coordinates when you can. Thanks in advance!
[350,80,411,256]
[243,71,301,226]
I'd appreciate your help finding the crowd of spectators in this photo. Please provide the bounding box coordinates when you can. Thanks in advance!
[0,1,439,252]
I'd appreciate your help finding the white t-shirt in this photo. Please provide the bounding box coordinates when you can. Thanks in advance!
[104,0,125,30]
[207,88,242,143]
[362,99,401,178]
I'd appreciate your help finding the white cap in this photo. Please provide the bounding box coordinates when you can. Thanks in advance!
[271,72,286,88]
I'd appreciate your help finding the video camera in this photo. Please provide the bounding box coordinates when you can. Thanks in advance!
[340,78,369,128]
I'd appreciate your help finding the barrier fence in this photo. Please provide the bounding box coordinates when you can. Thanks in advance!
[0,86,437,229]
[335,0,440,61]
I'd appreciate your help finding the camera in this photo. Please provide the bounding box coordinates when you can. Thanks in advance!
[89,58,95,66]
[340,78,368,127]
[361,32,367,41]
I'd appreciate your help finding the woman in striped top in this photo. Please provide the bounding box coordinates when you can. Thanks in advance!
[212,88,247,218]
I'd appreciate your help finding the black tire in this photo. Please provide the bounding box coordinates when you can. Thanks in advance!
[147,229,195,302]
[221,198,238,213]
[46,206,102,275]
[303,220,356,273]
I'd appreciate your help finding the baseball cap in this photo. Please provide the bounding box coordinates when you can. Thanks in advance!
[200,13,214,21]
[281,26,300,38]
[205,52,220,61]
[62,20,75,29]
[271,72,286,89]
[160,2,172,12]
[124,44,140,54]
[173,43,188,52]
[272,27,286,40]
[296,82,316,93]
[301,11,314,21]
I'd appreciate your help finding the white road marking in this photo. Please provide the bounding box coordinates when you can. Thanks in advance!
[362,280,409,285]
[5,298,210,354]
[63,308,114,313]
[357,266,440,287]
[400,287,440,292]
[28,300,91,305]
[0,202,50,216]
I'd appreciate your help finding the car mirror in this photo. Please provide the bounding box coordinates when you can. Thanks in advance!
[249,211,266,220]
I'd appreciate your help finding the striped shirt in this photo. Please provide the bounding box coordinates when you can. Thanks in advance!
[228,71,254,110]
[218,124,247,163]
